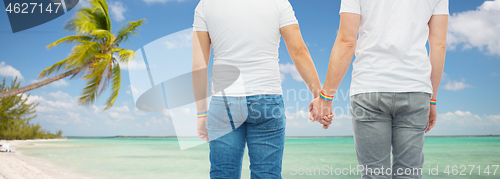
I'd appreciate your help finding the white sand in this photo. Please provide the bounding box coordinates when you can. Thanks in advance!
[0,152,53,179]
[0,139,87,179]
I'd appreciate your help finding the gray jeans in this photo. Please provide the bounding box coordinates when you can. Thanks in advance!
[351,92,431,179]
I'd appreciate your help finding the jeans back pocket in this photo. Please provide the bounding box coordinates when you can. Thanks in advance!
[350,93,384,121]
[247,100,284,130]
[207,100,232,130]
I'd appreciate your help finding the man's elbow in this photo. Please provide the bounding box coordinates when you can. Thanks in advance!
[430,43,447,52]
[290,46,310,59]
[192,60,207,71]
[338,38,357,50]
[438,43,447,50]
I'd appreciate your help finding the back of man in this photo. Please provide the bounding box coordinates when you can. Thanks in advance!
[194,0,298,96]
[193,0,323,178]
[341,0,449,95]
[338,0,449,179]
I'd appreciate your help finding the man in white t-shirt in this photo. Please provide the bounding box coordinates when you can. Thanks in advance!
[192,0,322,178]
[309,0,449,178]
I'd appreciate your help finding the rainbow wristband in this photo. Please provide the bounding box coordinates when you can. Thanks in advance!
[319,92,334,101]
[430,99,437,105]
[197,111,208,118]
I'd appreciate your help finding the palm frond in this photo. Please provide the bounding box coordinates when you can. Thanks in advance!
[114,19,146,46]
[46,35,93,49]
[89,29,113,44]
[78,58,111,106]
[64,7,98,34]
[93,53,112,60]
[104,61,121,110]
[112,48,135,63]
[84,6,109,31]
[98,61,113,97]
[65,41,101,69]
[83,58,110,80]
[64,1,111,34]
[78,73,102,106]
[38,58,71,79]
[90,0,111,31]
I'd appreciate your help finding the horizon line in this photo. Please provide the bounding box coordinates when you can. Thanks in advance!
[62,135,500,138]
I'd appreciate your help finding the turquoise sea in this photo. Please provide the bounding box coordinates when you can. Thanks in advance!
[17,137,500,179]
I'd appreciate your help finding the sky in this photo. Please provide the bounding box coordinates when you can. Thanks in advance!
[0,0,499,137]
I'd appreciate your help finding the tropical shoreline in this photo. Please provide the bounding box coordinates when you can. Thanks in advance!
[0,139,85,179]
[0,137,498,179]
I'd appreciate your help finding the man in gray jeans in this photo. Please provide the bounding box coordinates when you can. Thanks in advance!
[309,0,449,178]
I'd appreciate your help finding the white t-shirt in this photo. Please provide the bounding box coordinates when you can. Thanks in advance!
[340,0,449,96]
[193,0,298,97]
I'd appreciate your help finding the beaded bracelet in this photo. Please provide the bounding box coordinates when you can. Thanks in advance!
[430,99,437,105]
[319,92,334,101]
[197,111,208,118]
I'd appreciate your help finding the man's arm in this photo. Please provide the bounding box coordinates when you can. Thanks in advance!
[192,31,211,142]
[280,24,322,97]
[310,13,361,126]
[322,13,360,96]
[426,15,448,133]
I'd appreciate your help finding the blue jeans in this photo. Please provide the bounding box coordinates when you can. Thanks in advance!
[207,94,286,179]
[351,92,431,179]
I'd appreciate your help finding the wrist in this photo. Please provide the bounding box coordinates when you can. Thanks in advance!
[430,99,437,106]
[319,91,334,102]
[197,111,208,118]
[321,88,336,97]
[312,87,321,99]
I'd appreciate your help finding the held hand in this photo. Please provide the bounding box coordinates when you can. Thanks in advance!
[321,113,335,129]
[425,105,437,133]
[309,97,334,129]
[197,116,209,143]
[308,98,318,122]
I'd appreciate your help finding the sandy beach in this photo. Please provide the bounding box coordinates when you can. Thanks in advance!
[0,139,84,179]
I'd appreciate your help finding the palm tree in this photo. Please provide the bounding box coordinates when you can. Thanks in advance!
[0,0,145,110]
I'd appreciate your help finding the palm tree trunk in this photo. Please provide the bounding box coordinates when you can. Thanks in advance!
[0,60,95,99]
